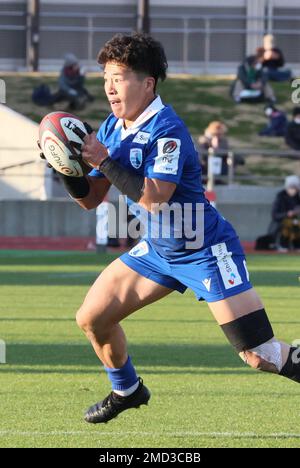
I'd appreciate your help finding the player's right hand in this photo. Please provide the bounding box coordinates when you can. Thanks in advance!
[81,132,108,169]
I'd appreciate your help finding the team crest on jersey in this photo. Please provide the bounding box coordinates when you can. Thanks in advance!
[129,148,143,169]
[129,240,149,257]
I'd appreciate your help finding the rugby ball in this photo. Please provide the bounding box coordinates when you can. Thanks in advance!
[39,111,91,177]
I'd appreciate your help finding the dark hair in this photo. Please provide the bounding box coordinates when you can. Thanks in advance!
[293,107,300,117]
[97,33,168,88]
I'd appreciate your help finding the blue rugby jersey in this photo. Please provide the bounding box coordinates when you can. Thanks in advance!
[89,96,237,258]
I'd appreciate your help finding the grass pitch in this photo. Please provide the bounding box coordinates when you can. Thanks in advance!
[0,249,300,448]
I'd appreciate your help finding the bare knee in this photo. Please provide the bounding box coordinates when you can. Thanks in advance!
[76,305,112,339]
[76,307,94,333]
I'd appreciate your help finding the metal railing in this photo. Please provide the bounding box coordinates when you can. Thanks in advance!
[1,11,300,72]
[201,149,300,188]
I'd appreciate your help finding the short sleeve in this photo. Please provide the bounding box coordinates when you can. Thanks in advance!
[144,123,188,184]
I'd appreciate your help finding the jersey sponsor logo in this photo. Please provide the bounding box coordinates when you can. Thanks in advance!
[228,272,237,285]
[128,240,149,257]
[211,242,243,290]
[129,148,143,169]
[163,140,178,154]
[153,138,181,175]
[132,131,151,145]
[202,278,212,291]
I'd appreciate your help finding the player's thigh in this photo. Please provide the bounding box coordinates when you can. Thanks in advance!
[207,287,264,325]
[77,258,173,327]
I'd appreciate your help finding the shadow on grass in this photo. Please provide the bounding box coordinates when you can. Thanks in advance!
[0,251,117,267]
[250,271,300,287]
[1,343,246,374]
[0,270,299,287]
[0,271,99,286]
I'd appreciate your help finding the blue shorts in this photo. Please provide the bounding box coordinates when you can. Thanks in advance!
[120,238,252,302]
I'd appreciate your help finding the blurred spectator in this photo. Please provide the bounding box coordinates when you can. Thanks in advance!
[52,54,94,110]
[230,55,275,103]
[198,121,229,177]
[269,175,300,251]
[198,121,245,182]
[258,104,287,137]
[285,107,300,150]
[256,34,292,82]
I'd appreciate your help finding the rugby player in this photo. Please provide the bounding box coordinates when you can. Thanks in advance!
[40,33,300,423]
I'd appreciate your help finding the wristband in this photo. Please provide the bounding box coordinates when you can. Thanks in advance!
[58,173,90,199]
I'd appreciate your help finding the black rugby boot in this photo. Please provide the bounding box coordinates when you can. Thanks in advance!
[84,378,150,424]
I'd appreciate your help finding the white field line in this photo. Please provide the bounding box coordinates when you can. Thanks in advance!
[0,430,300,439]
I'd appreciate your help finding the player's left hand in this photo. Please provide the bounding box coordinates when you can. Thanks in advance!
[81,131,109,169]
[37,140,54,169]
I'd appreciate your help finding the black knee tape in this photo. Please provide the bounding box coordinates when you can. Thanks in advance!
[279,347,300,383]
[220,309,274,352]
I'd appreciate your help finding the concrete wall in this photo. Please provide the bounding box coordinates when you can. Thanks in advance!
[0,193,277,241]
[218,203,271,241]
[216,185,279,240]
[0,200,96,237]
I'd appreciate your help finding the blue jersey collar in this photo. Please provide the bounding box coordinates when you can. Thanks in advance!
[115,95,165,140]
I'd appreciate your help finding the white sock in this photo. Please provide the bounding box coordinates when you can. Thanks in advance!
[113,380,139,397]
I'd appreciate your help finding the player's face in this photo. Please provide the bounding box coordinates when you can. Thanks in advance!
[103,62,155,125]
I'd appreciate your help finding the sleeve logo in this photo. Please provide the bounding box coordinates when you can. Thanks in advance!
[162,140,178,154]
[153,138,181,175]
